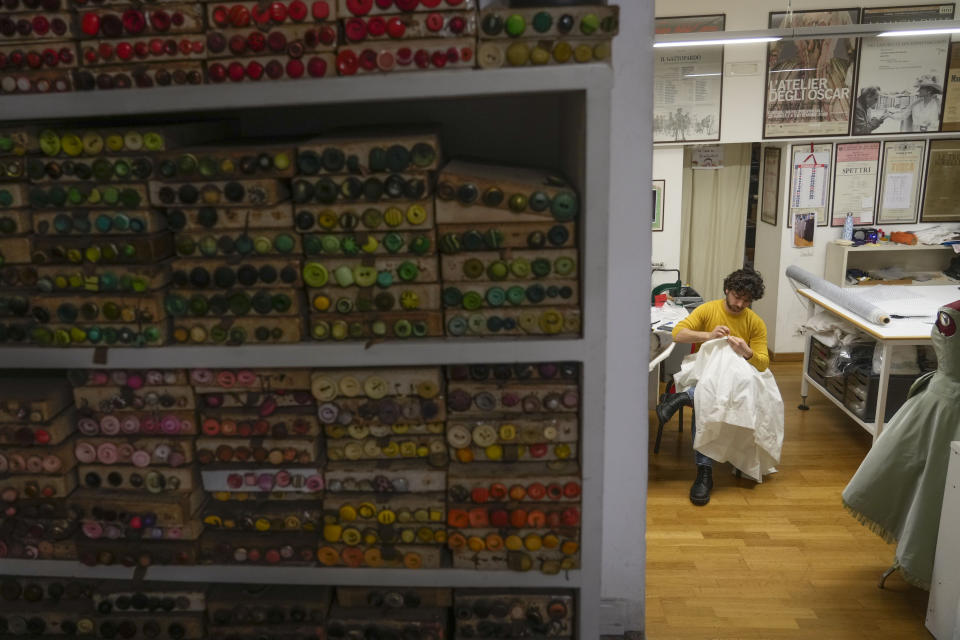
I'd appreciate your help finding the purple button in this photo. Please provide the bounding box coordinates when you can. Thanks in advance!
[77,417,99,436]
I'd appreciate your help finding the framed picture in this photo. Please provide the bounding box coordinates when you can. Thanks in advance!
[763,8,859,138]
[861,4,954,23]
[878,140,926,224]
[793,212,816,247]
[652,180,665,232]
[788,143,833,227]
[941,43,960,130]
[831,142,880,226]
[921,139,960,222]
[760,147,781,226]
[853,35,950,135]
[654,15,725,143]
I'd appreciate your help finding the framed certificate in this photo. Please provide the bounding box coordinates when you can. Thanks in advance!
[760,147,781,226]
[921,139,960,222]
[878,140,926,224]
[788,143,832,227]
[831,142,880,226]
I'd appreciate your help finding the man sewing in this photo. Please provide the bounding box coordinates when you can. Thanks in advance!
[657,268,770,506]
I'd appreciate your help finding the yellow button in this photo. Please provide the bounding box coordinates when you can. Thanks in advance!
[105,134,124,152]
[82,132,103,155]
[323,523,342,542]
[499,423,517,441]
[555,443,572,459]
[377,510,396,525]
[61,133,83,156]
[254,518,271,531]
[485,444,503,461]
[384,207,403,227]
[358,502,376,519]
[382,442,400,457]
[416,445,429,458]
[339,376,361,397]
[505,535,523,551]
[400,442,417,457]
[405,204,427,224]
[312,294,331,311]
[363,376,388,399]
[338,505,357,522]
[341,527,362,545]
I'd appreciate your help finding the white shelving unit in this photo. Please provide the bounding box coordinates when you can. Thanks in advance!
[824,241,957,287]
[0,65,614,639]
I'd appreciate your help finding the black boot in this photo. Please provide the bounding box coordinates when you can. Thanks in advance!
[656,391,693,427]
[689,464,713,506]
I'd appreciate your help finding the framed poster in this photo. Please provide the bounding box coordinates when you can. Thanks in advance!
[653,15,725,143]
[831,142,880,226]
[764,9,859,138]
[861,4,954,23]
[853,35,950,135]
[788,143,832,227]
[921,139,960,222]
[793,212,816,247]
[652,180,665,232]
[878,140,926,224]
[760,147,781,226]
[941,43,960,131]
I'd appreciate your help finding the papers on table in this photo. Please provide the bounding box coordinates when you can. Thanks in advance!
[850,285,956,320]
[651,303,689,331]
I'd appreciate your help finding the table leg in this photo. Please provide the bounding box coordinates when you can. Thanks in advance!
[873,340,893,442]
[798,299,814,411]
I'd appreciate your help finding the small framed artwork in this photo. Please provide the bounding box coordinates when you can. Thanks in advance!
[793,212,816,247]
[760,147,781,226]
[652,180,665,232]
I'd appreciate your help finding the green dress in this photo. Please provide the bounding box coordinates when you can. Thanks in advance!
[842,300,960,589]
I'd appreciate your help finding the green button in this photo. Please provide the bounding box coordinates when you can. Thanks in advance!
[463,258,484,279]
[447,315,468,336]
[526,284,546,303]
[486,286,506,307]
[548,225,570,246]
[165,294,187,316]
[228,292,251,315]
[119,188,140,208]
[481,13,503,35]
[199,236,218,257]
[511,258,531,278]
[462,231,484,252]
[189,294,210,316]
[551,192,578,220]
[487,261,509,281]
[144,326,160,342]
[442,287,462,307]
[113,214,129,231]
[67,187,84,205]
[303,235,323,255]
[102,187,119,205]
[376,271,393,288]
[531,258,552,277]
[383,233,404,253]
[95,214,112,232]
[527,230,546,249]
[397,261,419,282]
[342,236,359,255]
[0,137,12,152]
[506,286,526,305]
[92,158,113,180]
[439,233,461,254]
[274,233,295,254]
[354,265,377,287]
[114,160,131,178]
[554,256,576,276]
[580,13,599,34]
[410,236,430,255]
[315,234,337,254]
[393,319,412,338]
[462,291,483,310]
[532,11,553,32]
[505,14,526,36]
[303,263,329,288]
[361,208,383,229]
[529,191,550,212]
[411,143,435,168]
[509,194,528,212]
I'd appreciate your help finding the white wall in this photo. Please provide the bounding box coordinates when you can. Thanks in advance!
[652,147,684,287]
[653,0,960,354]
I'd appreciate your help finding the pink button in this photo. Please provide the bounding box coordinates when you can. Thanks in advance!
[90,371,109,385]
[179,419,194,434]
[305,474,323,491]
[96,443,118,464]
[77,417,99,436]
[126,373,144,390]
[26,455,43,473]
[216,371,236,388]
[167,526,182,539]
[161,416,181,434]
[501,392,520,407]
[130,450,151,468]
[82,522,103,539]
[142,418,160,434]
[120,416,140,433]
[244,473,257,486]
[1,488,19,503]
[167,452,186,468]
[75,442,97,464]
[117,443,135,462]
[236,370,257,386]
[226,473,243,489]
[191,369,214,384]
[104,524,123,539]
[100,415,121,435]
[257,473,275,491]
[41,455,62,473]
[275,470,291,487]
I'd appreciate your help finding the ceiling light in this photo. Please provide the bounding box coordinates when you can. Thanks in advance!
[653,36,781,48]
[878,27,960,37]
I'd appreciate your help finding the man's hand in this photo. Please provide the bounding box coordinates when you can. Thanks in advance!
[727,335,753,359]
[709,325,731,339]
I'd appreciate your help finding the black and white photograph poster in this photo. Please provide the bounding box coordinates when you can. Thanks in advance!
[653,15,725,143]
[764,9,859,138]
[853,35,951,135]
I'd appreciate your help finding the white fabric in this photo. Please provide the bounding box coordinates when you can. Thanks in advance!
[673,338,785,482]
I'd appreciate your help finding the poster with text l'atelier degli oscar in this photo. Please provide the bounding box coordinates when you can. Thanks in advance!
[764,8,860,138]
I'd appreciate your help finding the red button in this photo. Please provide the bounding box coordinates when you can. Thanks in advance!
[288,0,306,20]
[421,0,440,6]
[267,30,286,51]
[311,0,329,19]
[336,50,357,75]
[375,0,392,9]
[134,40,149,57]
[344,18,366,41]
[460,46,472,62]
[251,3,270,24]
[376,50,394,71]
[367,16,385,36]
[425,12,442,31]
[80,12,100,35]
[123,9,146,33]
[228,60,245,81]
[32,16,49,35]
[150,9,170,31]
[396,46,412,65]
[358,48,376,70]
[229,5,250,27]
[414,48,429,68]
[470,487,489,503]
[318,24,336,44]
[307,55,328,76]
[430,50,445,68]
[246,59,264,80]
[248,31,265,51]
[345,0,371,16]
[211,5,228,26]
[386,16,404,38]
[269,1,287,22]
[229,34,246,54]
[445,46,459,63]
[449,15,465,33]
[395,0,416,10]
[490,509,509,527]
[265,59,284,78]
[286,57,305,77]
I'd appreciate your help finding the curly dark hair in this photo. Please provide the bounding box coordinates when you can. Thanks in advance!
[723,268,765,301]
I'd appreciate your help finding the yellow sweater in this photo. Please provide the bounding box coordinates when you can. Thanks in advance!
[672,299,770,372]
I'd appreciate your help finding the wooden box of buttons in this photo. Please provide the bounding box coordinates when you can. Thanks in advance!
[73,384,196,412]
[0,438,76,475]
[67,368,191,388]
[196,386,315,411]
[148,178,290,207]
[0,12,75,43]
[77,35,208,66]
[32,210,167,235]
[304,255,439,289]
[334,37,475,75]
[85,613,206,639]
[308,283,441,316]
[69,487,205,527]
[76,409,198,437]
[292,200,434,232]
[0,469,77,499]
[200,499,323,531]
[324,433,447,465]
[190,366,313,392]
[0,235,32,263]
[207,584,332,625]
[439,220,576,254]
[164,204,294,232]
[0,157,26,181]
[302,229,436,258]
[79,513,205,541]
[174,230,302,258]
[447,461,581,503]
[198,410,320,438]
[75,436,194,467]
[315,542,442,568]
[478,4,618,39]
[28,321,167,347]
[33,260,173,292]
[445,307,581,338]
[171,315,305,344]
[435,160,579,224]
[449,544,579,574]
[75,5,206,39]
[0,409,75,446]
[446,381,579,418]
[206,0,338,31]
[154,143,298,181]
[200,466,325,494]
[336,586,452,608]
[0,182,27,208]
[0,127,39,154]
[205,24,339,60]
[195,436,320,465]
[0,209,31,235]
[36,124,225,158]
[165,288,305,319]
[29,232,174,265]
[199,530,320,565]
[206,52,337,82]
[453,589,575,638]
[26,156,156,183]
[27,181,149,208]
[92,581,207,613]
[325,605,447,636]
[0,68,74,95]
[169,257,303,289]
[0,378,73,423]
[341,11,476,42]
[324,460,446,493]
[29,292,165,324]
[476,37,611,69]
[77,463,198,492]
[322,492,446,542]
[337,0,475,17]
[297,131,442,175]
[77,538,200,566]
[291,172,431,205]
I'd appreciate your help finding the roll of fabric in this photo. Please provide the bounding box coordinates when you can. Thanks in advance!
[786,265,891,325]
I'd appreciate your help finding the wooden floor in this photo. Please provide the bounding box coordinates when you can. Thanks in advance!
[645,361,931,640]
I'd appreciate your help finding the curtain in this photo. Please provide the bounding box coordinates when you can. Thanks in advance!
[677,144,751,302]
